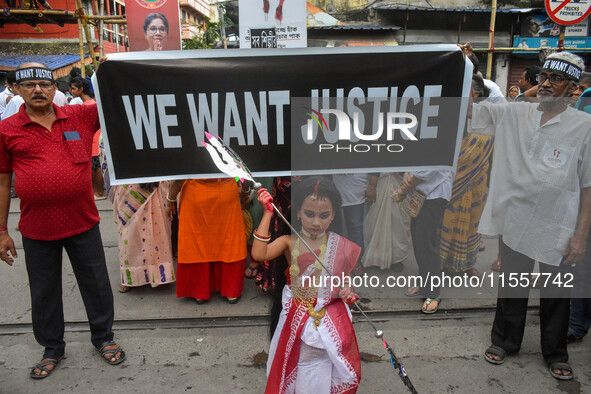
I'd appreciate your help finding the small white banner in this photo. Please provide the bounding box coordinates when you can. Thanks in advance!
[239,0,307,48]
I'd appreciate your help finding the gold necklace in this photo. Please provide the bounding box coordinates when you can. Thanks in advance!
[290,234,328,330]
[290,233,327,277]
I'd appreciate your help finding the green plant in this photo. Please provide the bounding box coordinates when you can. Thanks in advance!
[182,16,222,49]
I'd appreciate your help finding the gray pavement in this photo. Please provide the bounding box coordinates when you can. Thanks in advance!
[0,198,589,393]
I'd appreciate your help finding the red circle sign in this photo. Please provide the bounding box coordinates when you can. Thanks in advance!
[545,0,591,25]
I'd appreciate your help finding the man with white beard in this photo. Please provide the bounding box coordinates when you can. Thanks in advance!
[466,50,591,382]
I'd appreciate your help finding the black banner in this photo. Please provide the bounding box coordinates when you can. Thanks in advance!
[94,46,471,184]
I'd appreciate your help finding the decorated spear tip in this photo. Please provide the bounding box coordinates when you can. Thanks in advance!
[205,131,213,140]
[201,141,208,148]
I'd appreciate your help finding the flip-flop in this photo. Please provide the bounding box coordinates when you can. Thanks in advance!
[30,356,63,379]
[484,344,506,365]
[97,341,126,365]
[549,362,574,380]
[421,297,441,314]
[404,286,422,297]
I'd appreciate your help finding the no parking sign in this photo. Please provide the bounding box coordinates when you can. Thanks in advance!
[545,0,591,25]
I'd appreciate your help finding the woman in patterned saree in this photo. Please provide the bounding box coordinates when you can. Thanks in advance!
[440,74,493,277]
[113,183,175,292]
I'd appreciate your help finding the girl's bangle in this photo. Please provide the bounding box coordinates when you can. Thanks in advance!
[253,233,270,242]
[253,229,271,242]
[0,226,7,232]
[166,193,177,203]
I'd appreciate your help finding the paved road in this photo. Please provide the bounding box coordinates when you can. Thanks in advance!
[0,198,589,393]
[1,309,589,393]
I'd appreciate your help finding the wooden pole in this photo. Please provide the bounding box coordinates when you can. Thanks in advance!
[117,2,124,52]
[3,8,124,19]
[86,15,125,20]
[98,0,104,58]
[122,21,128,52]
[6,9,77,15]
[486,0,497,79]
[75,0,98,70]
[77,18,86,78]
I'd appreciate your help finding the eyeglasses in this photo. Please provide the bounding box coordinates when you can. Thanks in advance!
[147,26,167,34]
[537,74,568,85]
[19,82,54,91]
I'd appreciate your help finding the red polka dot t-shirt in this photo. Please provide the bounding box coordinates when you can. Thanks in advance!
[0,103,101,240]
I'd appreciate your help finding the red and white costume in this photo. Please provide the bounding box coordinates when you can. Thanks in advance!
[265,232,361,394]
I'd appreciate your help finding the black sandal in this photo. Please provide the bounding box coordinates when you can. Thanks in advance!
[484,345,506,365]
[97,341,126,365]
[30,356,63,379]
[549,362,574,380]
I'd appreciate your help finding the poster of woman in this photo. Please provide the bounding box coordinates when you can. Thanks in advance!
[126,0,181,51]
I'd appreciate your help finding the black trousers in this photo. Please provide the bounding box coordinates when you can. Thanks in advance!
[491,242,571,364]
[411,198,448,299]
[22,224,114,359]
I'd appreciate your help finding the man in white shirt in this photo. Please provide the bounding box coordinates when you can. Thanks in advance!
[458,43,505,104]
[482,77,505,104]
[1,94,23,120]
[332,173,377,255]
[0,71,16,118]
[53,89,67,106]
[468,51,591,381]
[395,169,455,313]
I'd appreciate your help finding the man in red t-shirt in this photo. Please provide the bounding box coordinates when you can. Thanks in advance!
[0,62,125,379]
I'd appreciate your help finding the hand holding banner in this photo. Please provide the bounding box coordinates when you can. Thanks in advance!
[93,46,472,184]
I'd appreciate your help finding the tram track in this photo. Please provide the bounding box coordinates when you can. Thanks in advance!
[0,305,540,335]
